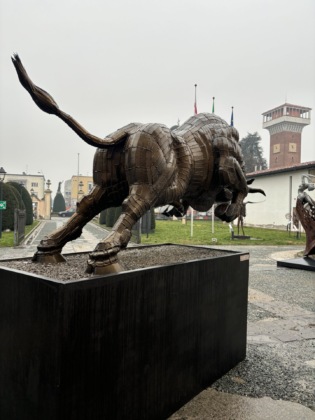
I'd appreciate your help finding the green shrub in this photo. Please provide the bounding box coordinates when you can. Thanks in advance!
[105,206,122,228]
[7,182,33,225]
[99,209,107,224]
[1,183,20,231]
[53,192,66,212]
[150,207,156,232]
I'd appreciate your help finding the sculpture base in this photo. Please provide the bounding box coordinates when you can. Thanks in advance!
[277,257,315,272]
[0,245,249,420]
[85,261,124,275]
[231,232,251,240]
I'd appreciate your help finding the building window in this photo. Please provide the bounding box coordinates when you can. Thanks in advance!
[31,182,38,187]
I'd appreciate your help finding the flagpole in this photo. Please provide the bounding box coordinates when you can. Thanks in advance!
[212,97,215,113]
[230,106,234,127]
[194,84,198,115]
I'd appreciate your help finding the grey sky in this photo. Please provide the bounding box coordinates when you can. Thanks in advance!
[1,0,314,196]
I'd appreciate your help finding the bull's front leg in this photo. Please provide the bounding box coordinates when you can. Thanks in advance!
[86,186,153,275]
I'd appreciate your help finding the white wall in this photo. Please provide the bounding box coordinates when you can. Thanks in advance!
[245,169,315,228]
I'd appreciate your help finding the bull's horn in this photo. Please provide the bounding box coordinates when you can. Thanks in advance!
[248,187,266,196]
[12,53,118,149]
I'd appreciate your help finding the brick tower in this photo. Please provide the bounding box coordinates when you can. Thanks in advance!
[262,103,311,169]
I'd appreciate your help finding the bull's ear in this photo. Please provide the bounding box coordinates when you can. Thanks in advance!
[247,178,255,185]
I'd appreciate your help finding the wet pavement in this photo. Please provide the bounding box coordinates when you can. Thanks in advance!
[0,220,314,419]
[0,217,111,260]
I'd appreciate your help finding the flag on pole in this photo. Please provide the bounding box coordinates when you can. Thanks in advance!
[230,106,234,126]
[194,84,198,115]
[212,97,215,113]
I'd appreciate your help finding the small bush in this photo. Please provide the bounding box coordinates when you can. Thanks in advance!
[53,192,66,212]
[8,182,33,225]
[1,183,20,231]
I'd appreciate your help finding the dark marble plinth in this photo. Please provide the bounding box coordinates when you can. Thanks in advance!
[0,245,249,420]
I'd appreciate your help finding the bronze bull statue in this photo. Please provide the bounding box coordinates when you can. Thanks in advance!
[12,54,265,275]
[296,176,315,256]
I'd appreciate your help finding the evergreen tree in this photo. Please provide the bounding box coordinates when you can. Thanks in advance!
[2,183,20,231]
[8,181,33,225]
[53,182,66,212]
[239,132,267,173]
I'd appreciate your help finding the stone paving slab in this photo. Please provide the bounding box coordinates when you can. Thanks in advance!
[169,388,315,419]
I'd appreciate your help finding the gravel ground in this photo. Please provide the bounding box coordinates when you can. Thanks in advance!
[0,245,231,281]
[211,245,315,412]
[211,340,315,411]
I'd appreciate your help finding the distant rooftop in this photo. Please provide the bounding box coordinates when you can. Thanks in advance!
[262,103,312,116]
[246,161,315,178]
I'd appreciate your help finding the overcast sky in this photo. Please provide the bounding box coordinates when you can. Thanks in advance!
[1,0,314,196]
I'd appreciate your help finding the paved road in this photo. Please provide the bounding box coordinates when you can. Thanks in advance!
[0,217,111,260]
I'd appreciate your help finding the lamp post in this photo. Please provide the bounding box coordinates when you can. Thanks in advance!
[0,167,7,239]
[78,180,84,202]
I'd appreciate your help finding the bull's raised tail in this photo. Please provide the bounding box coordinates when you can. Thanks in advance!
[11,53,121,149]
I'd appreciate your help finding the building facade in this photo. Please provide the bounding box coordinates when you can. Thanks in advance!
[244,162,315,228]
[4,172,46,199]
[64,175,94,208]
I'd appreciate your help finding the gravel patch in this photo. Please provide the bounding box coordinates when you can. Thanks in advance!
[247,302,282,323]
[211,340,315,411]
[250,268,315,312]
[0,245,232,281]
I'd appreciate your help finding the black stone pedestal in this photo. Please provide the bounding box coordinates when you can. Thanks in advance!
[0,245,249,420]
[277,256,315,272]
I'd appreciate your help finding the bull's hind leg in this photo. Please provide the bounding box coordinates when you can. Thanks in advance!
[86,185,156,275]
[32,186,108,264]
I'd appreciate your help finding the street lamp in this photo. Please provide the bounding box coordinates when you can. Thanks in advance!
[0,167,7,239]
[78,180,84,202]
[78,180,84,193]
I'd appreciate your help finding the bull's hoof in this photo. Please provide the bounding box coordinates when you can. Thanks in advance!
[32,251,67,264]
[85,241,124,276]
[85,261,124,276]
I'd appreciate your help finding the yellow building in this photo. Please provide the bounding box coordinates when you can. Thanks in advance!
[69,175,93,208]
